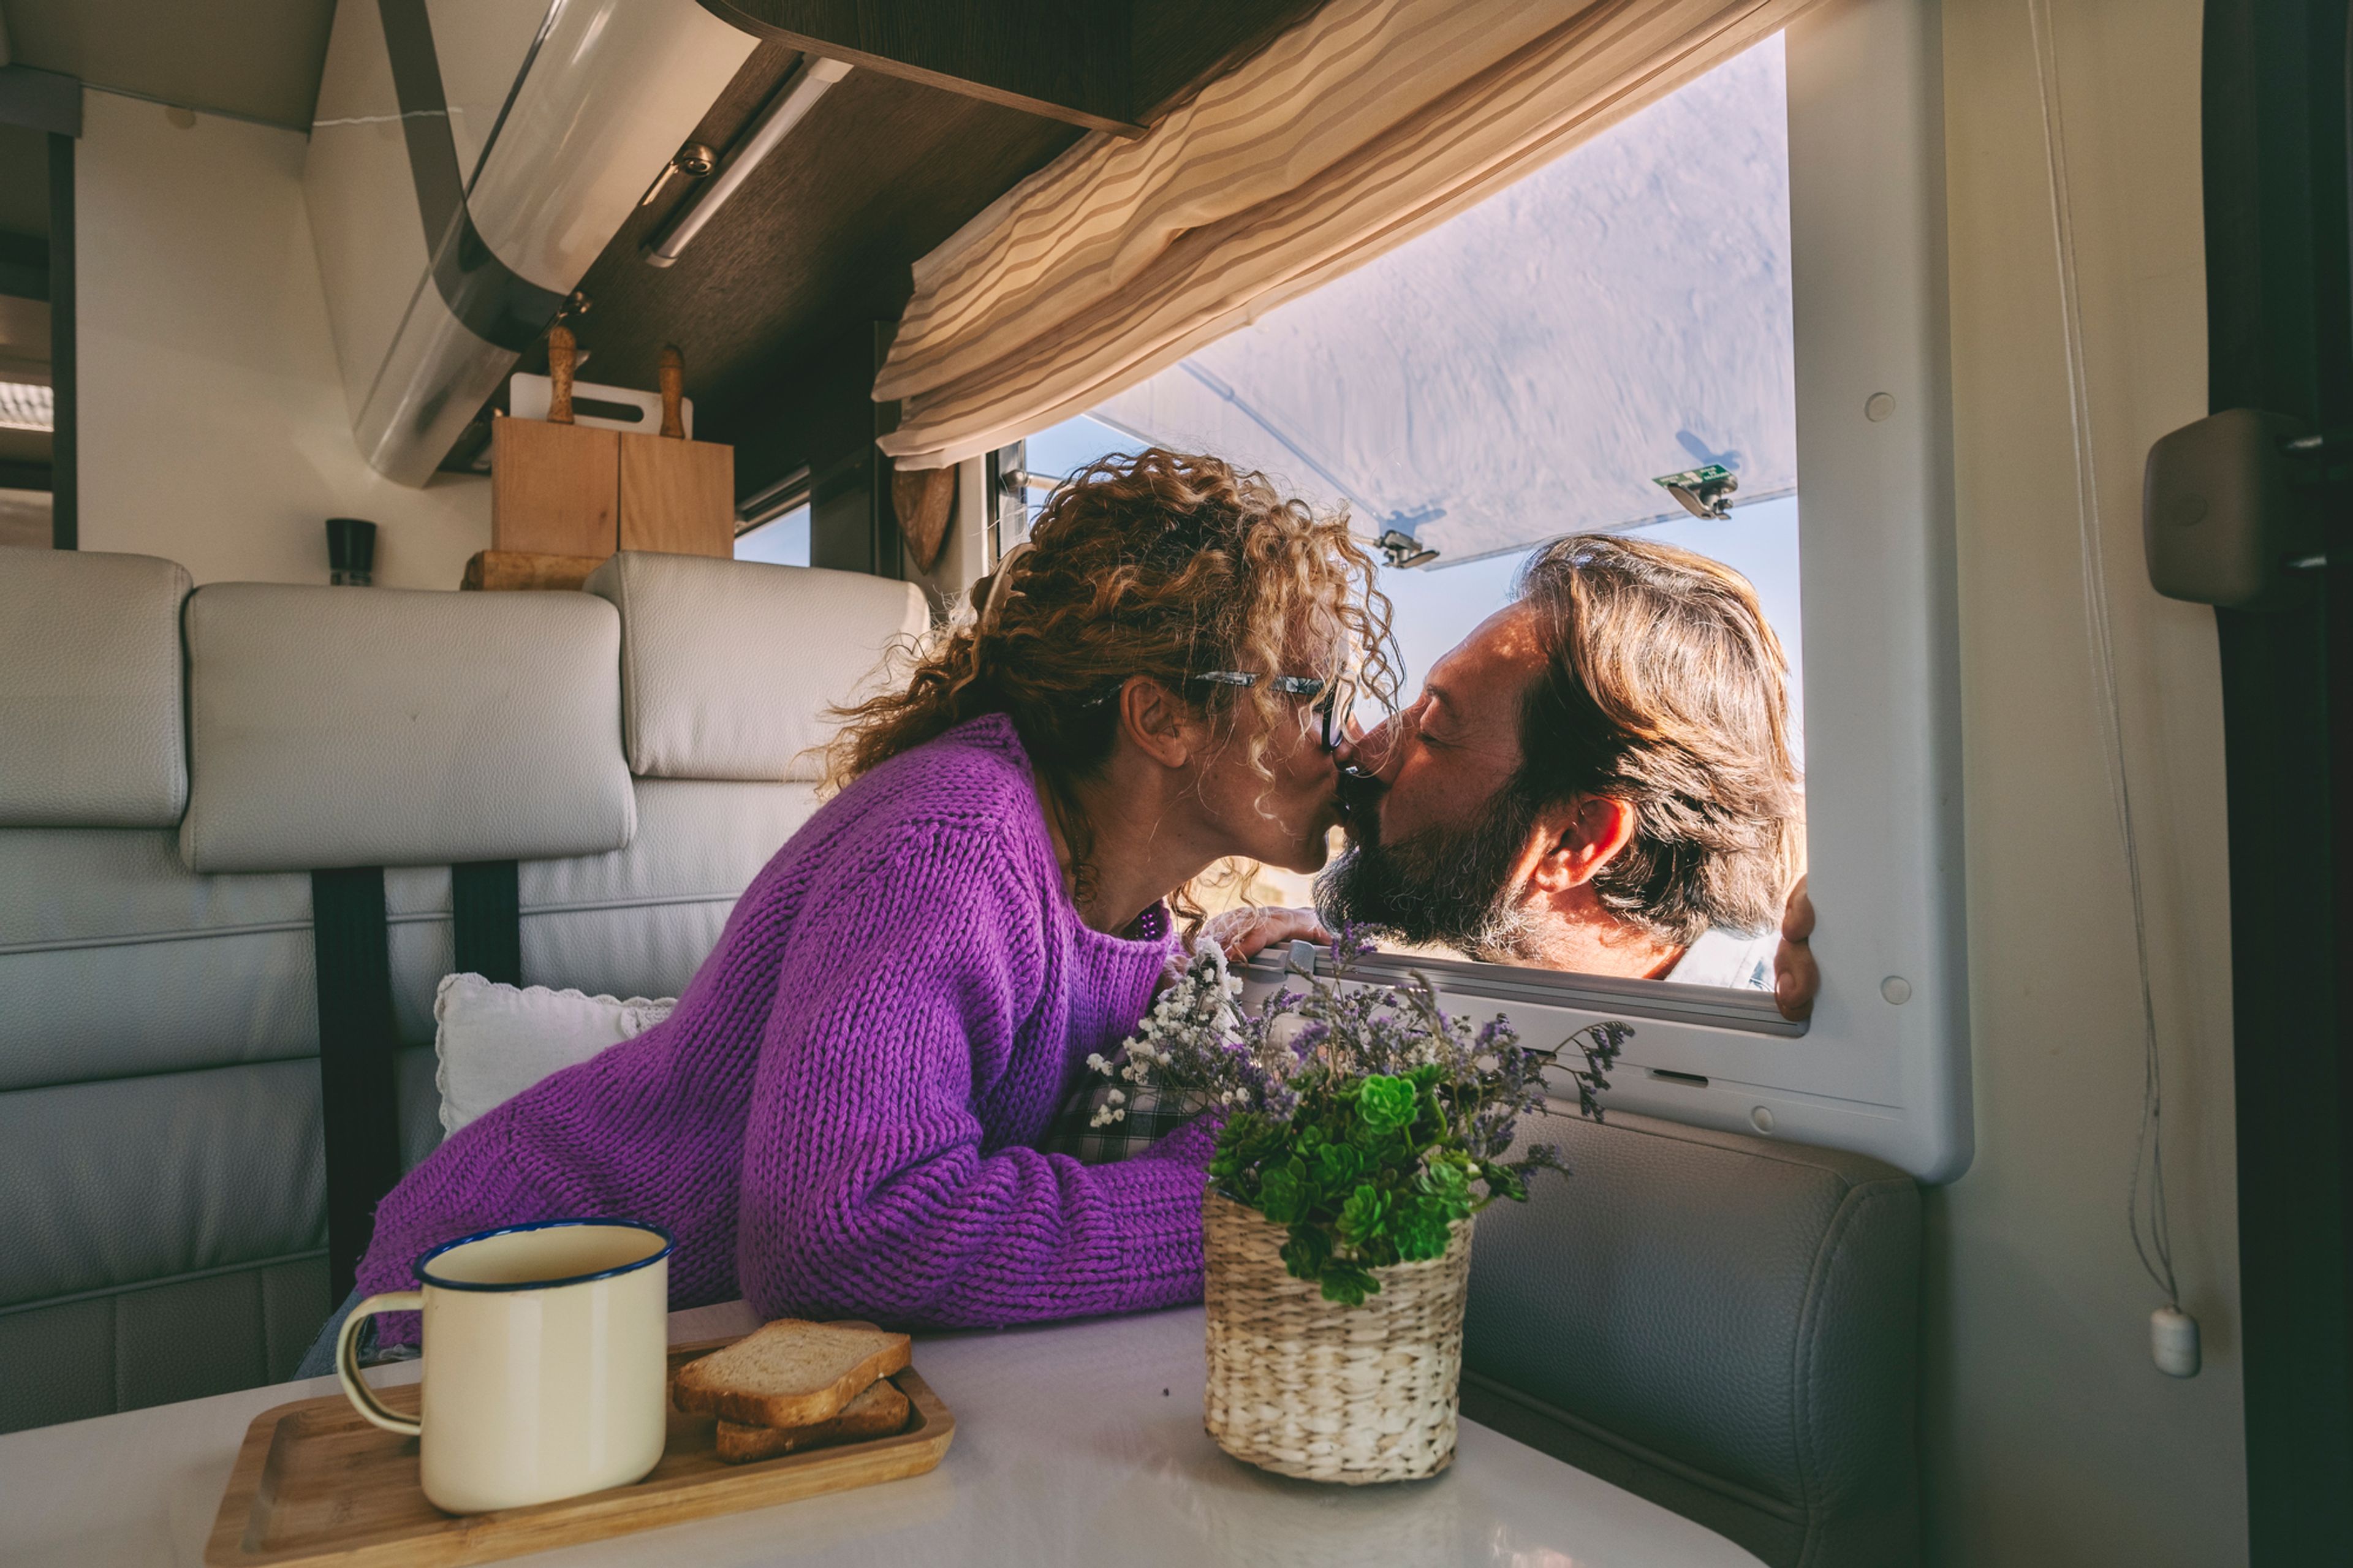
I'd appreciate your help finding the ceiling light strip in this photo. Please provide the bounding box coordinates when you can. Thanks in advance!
[645,58,851,268]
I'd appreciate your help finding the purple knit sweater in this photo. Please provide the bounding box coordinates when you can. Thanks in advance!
[354,714,1213,1331]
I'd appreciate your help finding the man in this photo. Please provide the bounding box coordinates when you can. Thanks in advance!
[1322,532,1819,1021]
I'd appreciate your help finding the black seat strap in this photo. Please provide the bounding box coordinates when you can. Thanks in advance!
[452,860,522,985]
[310,860,525,1306]
[310,866,401,1305]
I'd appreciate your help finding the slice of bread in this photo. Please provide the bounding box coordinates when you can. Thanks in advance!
[713,1377,912,1464]
[673,1318,912,1428]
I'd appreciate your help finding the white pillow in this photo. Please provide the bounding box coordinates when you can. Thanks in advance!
[433,972,676,1137]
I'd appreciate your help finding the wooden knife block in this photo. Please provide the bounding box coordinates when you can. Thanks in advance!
[490,414,735,562]
[618,431,733,556]
[491,417,616,557]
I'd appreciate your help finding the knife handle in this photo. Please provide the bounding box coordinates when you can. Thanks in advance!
[659,345,685,439]
[547,325,576,424]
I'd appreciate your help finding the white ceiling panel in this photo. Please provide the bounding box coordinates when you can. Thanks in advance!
[1,0,337,129]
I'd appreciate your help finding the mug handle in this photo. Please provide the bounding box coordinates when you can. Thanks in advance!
[336,1291,425,1436]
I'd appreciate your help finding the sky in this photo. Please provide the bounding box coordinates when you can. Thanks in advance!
[734,501,809,566]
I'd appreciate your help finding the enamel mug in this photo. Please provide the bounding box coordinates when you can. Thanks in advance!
[336,1218,674,1514]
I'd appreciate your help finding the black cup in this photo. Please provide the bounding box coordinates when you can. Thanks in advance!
[327,517,377,586]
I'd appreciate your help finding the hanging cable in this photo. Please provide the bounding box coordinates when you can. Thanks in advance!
[2023,0,2190,1354]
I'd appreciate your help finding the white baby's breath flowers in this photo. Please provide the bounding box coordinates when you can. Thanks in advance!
[1088,939,1252,1101]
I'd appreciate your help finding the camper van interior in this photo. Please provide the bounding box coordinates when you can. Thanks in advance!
[0,0,2344,1564]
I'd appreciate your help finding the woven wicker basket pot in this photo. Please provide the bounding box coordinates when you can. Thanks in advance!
[1200,1191,1474,1484]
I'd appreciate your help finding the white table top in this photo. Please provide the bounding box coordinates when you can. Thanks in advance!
[0,1301,1762,1567]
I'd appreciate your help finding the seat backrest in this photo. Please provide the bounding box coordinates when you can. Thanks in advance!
[586,549,925,781]
[1463,1109,1922,1568]
[178,581,635,873]
[0,544,189,826]
[0,547,925,1431]
[0,547,330,1430]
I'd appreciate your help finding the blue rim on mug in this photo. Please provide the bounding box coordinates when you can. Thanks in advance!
[412,1217,677,1293]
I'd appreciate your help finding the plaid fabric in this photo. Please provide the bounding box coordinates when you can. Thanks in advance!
[1038,1068,1212,1164]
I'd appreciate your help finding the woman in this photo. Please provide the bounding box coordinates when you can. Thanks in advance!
[340,449,1393,1343]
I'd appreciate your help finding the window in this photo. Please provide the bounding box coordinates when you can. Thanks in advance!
[1025,39,1802,884]
[1012,0,1965,1180]
[734,501,810,567]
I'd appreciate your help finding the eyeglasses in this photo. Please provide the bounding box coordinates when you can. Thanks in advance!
[1196,666,1360,751]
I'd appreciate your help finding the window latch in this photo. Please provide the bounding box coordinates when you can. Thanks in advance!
[1654,464,1740,521]
[1374,528,1439,569]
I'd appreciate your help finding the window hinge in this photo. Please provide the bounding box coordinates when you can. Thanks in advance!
[2142,409,2331,610]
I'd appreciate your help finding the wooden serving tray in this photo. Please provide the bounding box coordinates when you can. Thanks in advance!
[204,1339,953,1566]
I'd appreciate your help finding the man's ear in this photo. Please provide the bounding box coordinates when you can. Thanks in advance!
[1526,796,1637,892]
[1117,676,1194,769]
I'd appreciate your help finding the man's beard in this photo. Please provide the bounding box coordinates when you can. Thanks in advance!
[1317,771,1548,963]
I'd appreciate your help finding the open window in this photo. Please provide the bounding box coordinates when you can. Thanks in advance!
[735,499,812,567]
[1004,0,1964,1181]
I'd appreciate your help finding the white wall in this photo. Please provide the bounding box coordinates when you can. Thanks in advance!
[74,89,489,588]
[1930,1,2247,1562]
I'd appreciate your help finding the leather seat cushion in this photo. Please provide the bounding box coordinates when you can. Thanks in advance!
[0,1254,328,1433]
[1464,1110,1920,1568]
[0,779,820,1316]
[586,551,928,781]
[180,582,636,873]
[0,781,816,1091]
[0,546,191,829]
[0,1061,324,1311]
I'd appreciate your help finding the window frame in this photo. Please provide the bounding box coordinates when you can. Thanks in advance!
[1243,0,1969,1183]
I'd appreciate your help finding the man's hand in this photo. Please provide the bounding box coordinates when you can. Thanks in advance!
[1773,876,1817,1022]
[1200,905,1333,965]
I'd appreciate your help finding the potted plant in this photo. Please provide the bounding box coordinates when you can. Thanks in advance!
[1086,930,1627,1483]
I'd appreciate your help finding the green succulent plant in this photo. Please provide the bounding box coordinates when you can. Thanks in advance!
[1211,1063,1521,1305]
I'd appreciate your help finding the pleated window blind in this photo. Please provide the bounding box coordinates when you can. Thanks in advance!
[874,0,1818,471]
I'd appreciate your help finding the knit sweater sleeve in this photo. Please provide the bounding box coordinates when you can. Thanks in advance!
[734,823,1207,1327]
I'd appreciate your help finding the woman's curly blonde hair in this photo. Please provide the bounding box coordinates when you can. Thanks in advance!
[828,448,1397,903]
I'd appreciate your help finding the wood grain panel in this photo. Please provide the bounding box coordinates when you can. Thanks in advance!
[563,66,1081,471]
[696,0,1136,133]
[618,433,735,558]
[490,417,617,557]
[892,463,955,572]
[460,551,607,592]
[1131,0,1328,121]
